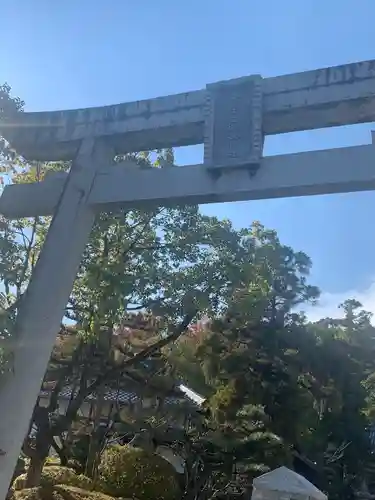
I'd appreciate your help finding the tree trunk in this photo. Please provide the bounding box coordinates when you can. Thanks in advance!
[24,407,51,487]
[85,328,113,477]
[85,396,105,478]
[25,455,45,488]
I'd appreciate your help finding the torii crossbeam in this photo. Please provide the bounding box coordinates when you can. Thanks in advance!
[0,59,375,498]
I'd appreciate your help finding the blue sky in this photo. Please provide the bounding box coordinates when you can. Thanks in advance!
[1,0,375,319]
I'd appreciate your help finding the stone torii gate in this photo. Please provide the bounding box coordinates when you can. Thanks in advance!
[0,59,375,497]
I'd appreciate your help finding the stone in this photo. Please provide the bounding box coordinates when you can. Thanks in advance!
[204,75,263,170]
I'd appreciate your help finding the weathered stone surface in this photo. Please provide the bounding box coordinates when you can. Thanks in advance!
[204,75,263,169]
[1,60,375,160]
[2,60,375,499]
[2,143,375,219]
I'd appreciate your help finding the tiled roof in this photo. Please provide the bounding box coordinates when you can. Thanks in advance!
[40,383,205,407]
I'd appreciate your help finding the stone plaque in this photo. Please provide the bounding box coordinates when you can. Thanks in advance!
[204,75,263,169]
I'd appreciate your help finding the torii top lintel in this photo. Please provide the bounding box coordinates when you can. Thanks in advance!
[2,59,375,162]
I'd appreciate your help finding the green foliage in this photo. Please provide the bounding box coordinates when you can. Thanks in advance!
[13,468,93,491]
[0,82,24,161]
[98,445,180,500]
[3,85,375,500]
[167,225,375,498]
[198,400,286,479]
[12,485,120,500]
[0,84,38,378]
[69,200,255,329]
[1,128,271,477]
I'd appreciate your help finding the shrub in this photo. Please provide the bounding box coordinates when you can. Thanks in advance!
[98,445,180,500]
[12,485,121,500]
[44,458,61,467]
[13,467,93,491]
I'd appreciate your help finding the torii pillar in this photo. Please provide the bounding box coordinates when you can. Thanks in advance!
[1,60,375,498]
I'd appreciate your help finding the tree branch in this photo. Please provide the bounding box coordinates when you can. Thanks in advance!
[49,357,74,366]
[16,216,39,293]
[126,298,165,312]
[87,311,196,394]
[51,438,67,465]
[48,363,72,412]
[49,310,195,438]
[120,209,166,261]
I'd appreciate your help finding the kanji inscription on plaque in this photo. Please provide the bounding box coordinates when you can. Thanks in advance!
[204,75,263,169]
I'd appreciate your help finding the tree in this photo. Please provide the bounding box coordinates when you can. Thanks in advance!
[164,224,321,496]
[98,445,180,500]
[4,86,375,500]
[6,130,276,485]
[0,84,29,378]
[302,301,375,499]
[167,227,375,499]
